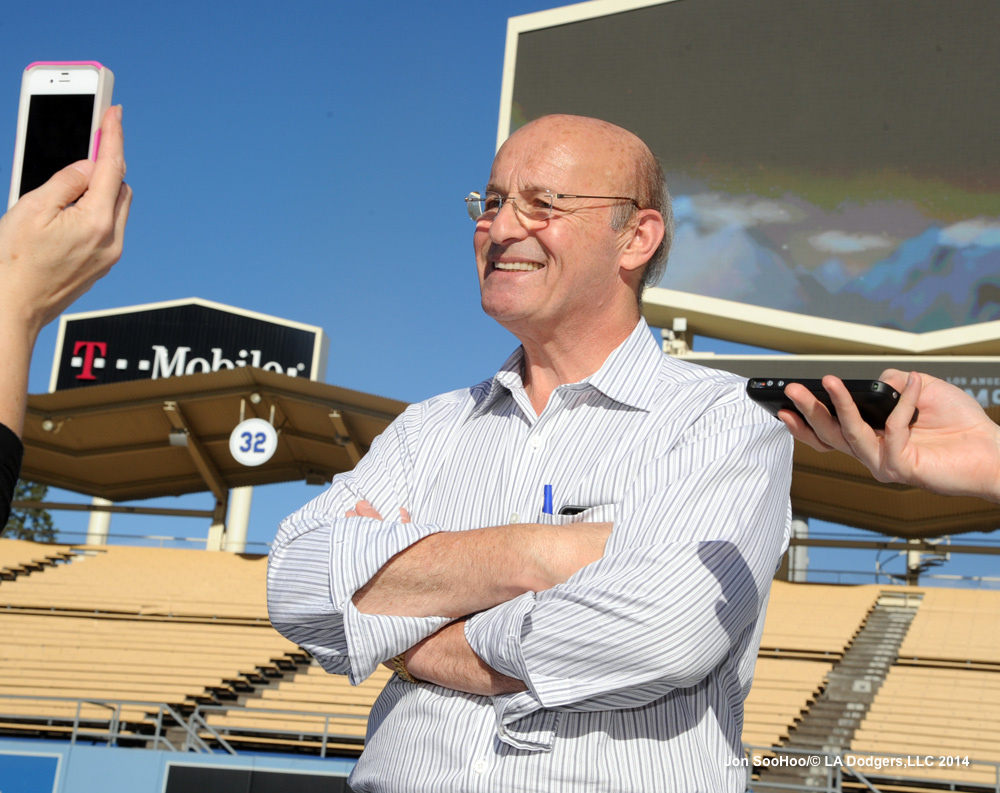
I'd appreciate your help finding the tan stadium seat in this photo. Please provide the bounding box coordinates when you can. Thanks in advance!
[761,582,880,657]
[743,657,832,747]
[201,661,391,754]
[1,545,270,620]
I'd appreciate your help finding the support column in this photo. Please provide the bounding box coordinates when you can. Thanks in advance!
[906,538,922,586]
[776,516,810,582]
[788,517,809,582]
[226,486,253,553]
[206,496,229,551]
[85,497,113,545]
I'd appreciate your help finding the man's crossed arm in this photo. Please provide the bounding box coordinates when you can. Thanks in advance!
[345,499,611,696]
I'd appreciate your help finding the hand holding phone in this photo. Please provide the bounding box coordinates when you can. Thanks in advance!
[776,371,1000,503]
[746,378,915,431]
[0,100,130,437]
[0,103,130,333]
[8,62,114,210]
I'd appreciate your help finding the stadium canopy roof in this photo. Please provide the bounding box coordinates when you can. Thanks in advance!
[19,366,1000,539]
[790,431,1000,538]
[644,289,1000,357]
[21,368,406,503]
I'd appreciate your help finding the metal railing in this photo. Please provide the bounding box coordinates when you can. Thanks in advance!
[47,529,272,552]
[0,695,366,758]
[0,694,214,753]
[188,704,368,758]
[3,694,999,791]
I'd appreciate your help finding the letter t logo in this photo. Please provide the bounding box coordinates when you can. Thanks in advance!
[73,341,108,381]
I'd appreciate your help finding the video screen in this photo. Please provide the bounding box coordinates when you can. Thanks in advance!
[508,0,1000,333]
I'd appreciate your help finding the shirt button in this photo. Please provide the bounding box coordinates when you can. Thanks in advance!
[474,759,487,774]
[508,513,520,524]
[528,435,543,451]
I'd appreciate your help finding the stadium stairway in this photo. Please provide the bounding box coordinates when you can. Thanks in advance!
[193,658,392,756]
[0,538,74,580]
[755,590,922,791]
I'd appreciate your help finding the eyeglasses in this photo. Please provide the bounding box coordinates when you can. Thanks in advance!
[465,189,639,224]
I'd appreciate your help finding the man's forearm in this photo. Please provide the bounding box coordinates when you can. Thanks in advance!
[402,619,526,696]
[352,520,611,619]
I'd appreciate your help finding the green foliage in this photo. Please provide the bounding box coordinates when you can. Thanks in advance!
[2,479,56,542]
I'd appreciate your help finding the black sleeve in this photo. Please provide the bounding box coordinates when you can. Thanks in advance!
[1,422,25,529]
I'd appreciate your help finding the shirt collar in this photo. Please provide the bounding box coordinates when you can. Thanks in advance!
[471,346,527,419]
[582,317,662,412]
[470,318,662,418]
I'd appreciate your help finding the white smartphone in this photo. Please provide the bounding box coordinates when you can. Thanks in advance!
[7,61,114,210]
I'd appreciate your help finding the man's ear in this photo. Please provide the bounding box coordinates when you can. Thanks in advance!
[618,209,665,276]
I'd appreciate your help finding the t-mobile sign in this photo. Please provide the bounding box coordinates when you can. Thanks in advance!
[50,298,329,391]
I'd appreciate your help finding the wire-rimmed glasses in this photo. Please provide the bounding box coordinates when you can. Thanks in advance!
[465,189,639,224]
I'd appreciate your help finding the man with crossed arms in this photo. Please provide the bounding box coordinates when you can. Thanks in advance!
[268,114,792,792]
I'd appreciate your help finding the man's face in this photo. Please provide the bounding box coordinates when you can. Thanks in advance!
[474,120,633,340]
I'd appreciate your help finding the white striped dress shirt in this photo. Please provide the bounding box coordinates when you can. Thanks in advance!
[268,319,792,792]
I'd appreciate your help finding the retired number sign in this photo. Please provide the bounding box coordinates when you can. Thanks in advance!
[229,418,278,466]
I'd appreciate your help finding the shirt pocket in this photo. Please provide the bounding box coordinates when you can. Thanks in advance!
[538,503,616,526]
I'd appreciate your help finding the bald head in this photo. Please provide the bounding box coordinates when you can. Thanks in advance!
[503,115,673,290]
[507,115,645,190]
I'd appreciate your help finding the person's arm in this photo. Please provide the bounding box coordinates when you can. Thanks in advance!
[0,105,130,528]
[781,370,1000,504]
[348,499,610,619]
[344,498,608,697]
[0,105,131,438]
[0,423,24,528]
[408,407,791,742]
[403,618,525,695]
[266,405,611,686]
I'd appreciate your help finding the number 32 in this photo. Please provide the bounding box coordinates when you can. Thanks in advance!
[239,431,267,453]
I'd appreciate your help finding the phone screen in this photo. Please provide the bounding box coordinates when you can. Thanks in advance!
[19,93,95,197]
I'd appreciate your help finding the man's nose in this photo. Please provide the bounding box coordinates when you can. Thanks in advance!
[489,199,529,243]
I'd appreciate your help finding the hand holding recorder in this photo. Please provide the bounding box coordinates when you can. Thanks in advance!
[780,371,1000,504]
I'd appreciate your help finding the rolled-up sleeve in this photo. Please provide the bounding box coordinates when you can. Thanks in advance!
[464,412,792,748]
[267,405,451,685]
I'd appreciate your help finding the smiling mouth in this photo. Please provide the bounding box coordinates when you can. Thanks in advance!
[493,261,543,272]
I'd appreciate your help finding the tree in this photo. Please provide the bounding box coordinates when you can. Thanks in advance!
[2,479,56,542]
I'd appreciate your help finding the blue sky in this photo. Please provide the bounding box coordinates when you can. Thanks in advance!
[3,0,997,585]
[2,0,559,550]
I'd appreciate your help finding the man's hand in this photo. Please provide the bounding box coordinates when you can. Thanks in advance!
[780,370,1000,503]
[346,500,410,523]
